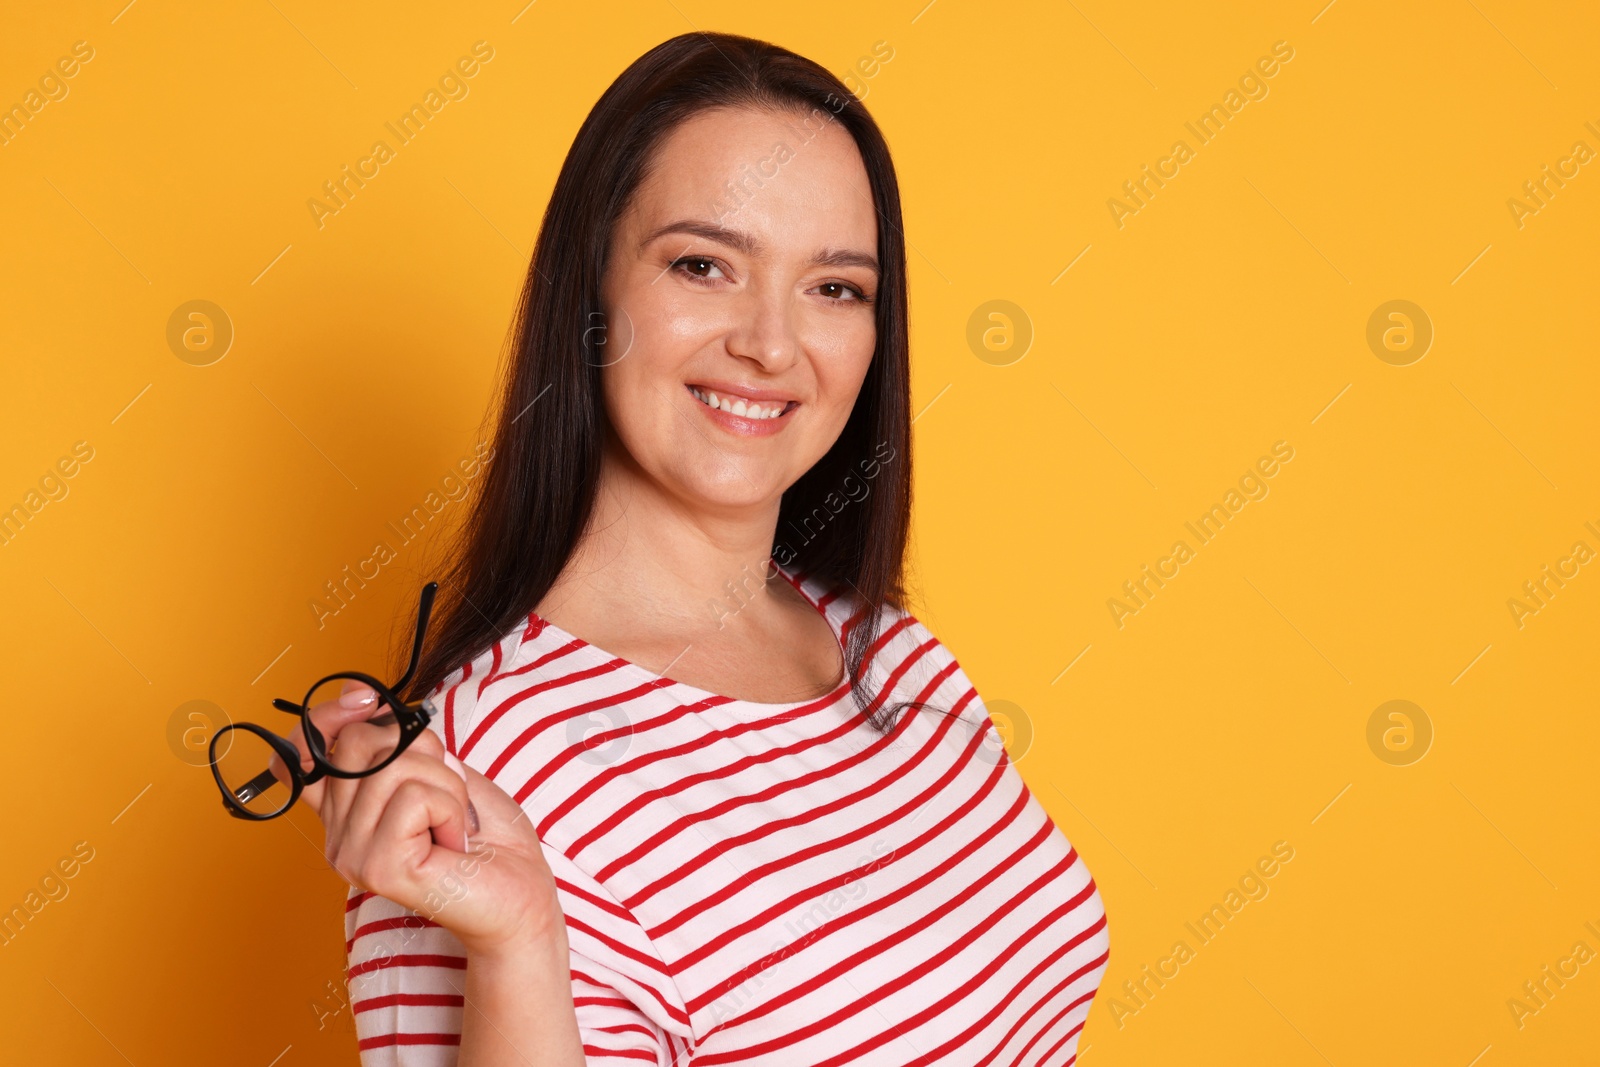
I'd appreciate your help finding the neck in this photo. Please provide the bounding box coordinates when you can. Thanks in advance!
[544,430,789,633]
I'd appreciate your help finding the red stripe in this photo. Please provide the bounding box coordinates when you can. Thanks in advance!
[1033,1015,1091,1066]
[580,1044,658,1062]
[564,913,675,982]
[600,631,943,892]
[446,635,506,753]
[573,995,640,1009]
[649,671,972,953]
[686,769,1027,1009]
[442,654,473,755]
[345,914,440,952]
[556,690,851,856]
[626,684,980,921]
[351,992,464,1014]
[358,1032,461,1050]
[568,952,689,1027]
[560,620,927,858]
[347,953,467,980]
[459,644,619,759]
[553,874,635,923]
[591,1021,659,1039]
[978,986,1098,1067]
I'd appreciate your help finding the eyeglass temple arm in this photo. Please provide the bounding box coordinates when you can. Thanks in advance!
[232,768,280,806]
[392,581,439,695]
[267,582,438,713]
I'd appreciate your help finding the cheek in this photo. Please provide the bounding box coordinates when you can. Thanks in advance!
[614,282,727,361]
[596,305,699,451]
[802,314,876,413]
[599,353,659,435]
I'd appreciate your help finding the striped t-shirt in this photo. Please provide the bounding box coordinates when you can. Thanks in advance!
[344,563,1110,1064]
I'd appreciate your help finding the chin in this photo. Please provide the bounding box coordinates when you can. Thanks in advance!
[676,467,788,511]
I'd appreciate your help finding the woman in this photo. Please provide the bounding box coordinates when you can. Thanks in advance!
[299,30,1110,1065]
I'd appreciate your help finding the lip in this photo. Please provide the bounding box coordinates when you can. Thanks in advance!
[684,383,797,436]
[685,379,800,405]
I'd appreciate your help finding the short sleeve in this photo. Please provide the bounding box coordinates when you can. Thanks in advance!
[343,849,694,1065]
[345,887,467,1063]
[337,653,501,1060]
[343,640,693,1064]
[545,845,695,1065]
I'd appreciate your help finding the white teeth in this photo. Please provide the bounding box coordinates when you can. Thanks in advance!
[690,386,785,420]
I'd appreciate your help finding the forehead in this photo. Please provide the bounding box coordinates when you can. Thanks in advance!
[624,105,878,255]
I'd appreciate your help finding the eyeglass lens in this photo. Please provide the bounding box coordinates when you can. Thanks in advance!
[214,727,296,818]
[303,677,408,774]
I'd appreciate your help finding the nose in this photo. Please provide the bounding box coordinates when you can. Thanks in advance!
[724,278,799,370]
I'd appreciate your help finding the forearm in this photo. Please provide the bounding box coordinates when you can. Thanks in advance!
[457,927,587,1067]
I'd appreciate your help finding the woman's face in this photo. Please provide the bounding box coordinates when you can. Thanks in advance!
[598,104,881,515]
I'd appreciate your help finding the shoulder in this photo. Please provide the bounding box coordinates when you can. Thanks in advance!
[782,563,991,729]
[421,607,717,852]
[420,616,529,759]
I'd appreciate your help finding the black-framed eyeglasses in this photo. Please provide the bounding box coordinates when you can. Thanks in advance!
[209,582,440,821]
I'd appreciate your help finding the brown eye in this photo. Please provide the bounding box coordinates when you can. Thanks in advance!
[817,281,868,302]
[673,256,724,280]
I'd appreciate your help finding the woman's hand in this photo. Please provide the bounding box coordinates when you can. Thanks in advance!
[284,680,566,957]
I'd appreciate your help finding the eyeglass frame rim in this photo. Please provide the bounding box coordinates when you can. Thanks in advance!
[209,581,440,821]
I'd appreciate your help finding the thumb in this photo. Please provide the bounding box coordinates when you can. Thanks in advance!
[437,752,528,838]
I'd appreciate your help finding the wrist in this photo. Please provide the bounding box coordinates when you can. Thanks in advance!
[464,924,570,994]
[459,914,586,1066]
[464,914,568,967]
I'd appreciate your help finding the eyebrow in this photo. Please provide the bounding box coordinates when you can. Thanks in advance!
[639,218,880,276]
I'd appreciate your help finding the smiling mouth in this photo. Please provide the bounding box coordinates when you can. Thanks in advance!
[686,384,797,421]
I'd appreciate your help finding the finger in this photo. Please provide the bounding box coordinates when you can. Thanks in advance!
[323,698,440,776]
[296,679,382,755]
[318,717,406,847]
[332,726,458,821]
[315,698,413,818]
[295,680,385,810]
[323,717,407,774]
[266,749,293,788]
[335,748,472,860]
[459,761,531,837]
[310,691,446,839]
[313,681,390,759]
[349,778,472,905]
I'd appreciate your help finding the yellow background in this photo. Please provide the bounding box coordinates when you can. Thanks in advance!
[2,0,1596,1062]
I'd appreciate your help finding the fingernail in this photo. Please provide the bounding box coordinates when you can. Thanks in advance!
[466,801,480,834]
[339,685,376,709]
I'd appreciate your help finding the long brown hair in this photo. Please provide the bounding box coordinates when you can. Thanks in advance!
[403,31,919,733]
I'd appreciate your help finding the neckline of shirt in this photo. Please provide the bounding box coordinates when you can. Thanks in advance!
[518,560,854,714]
